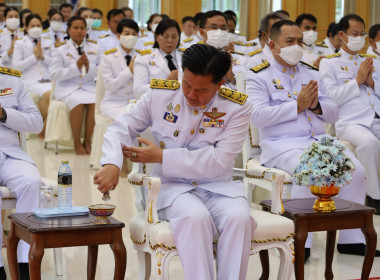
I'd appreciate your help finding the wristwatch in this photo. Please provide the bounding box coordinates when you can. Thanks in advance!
[0,108,7,123]
[309,102,321,112]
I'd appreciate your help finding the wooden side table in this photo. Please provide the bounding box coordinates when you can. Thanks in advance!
[260,198,377,280]
[6,212,126,280]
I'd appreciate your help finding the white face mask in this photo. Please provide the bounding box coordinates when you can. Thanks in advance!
[275,43,304,65]
[302,30,318,46]
[28,27,42,39]
[205,29,229,49]
[120,35,138,49]
[344,33,366,52]
[375,42,380,52]
[151,23,158,33]
[50,21,63,32]
[6,18,20,30]
[85,18,94,30]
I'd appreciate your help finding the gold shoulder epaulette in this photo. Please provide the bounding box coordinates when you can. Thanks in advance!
[0,66,21,77]
[62,31,67,34]
[143,41,154,46]
[104,48,117,55]
[42,29,49,33]
[315,41,328,48]
[234,41,245,46]
[55,41,66,48]
[300,61,319,71]
[183,37,193,43]
[16,37,23,41]
[246,41,257,47]
[218,87,247,105]
[359,54,377,58]
[20,28,24,32]
[178,48,187,52]
[230,50,244,55]
[92,27,107,31]
[325,53,341,59]
[99,34,110,39]
[197,40,205,44]
[150,78,180,90]
[87,39,97,44]
[247,49,262,56]
[250,60,270,73]
[140,34,148,38]
[43,36,51,39]
[0,30,3,33]
[137,49,151,55]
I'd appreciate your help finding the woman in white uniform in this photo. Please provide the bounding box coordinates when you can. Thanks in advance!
[13,14,53,137]
[45,10,66,46]
[135,13,162,51]
[0,7,24,68]
[100,18,139,119]
[51,16,101,155]
[133,19,183,98]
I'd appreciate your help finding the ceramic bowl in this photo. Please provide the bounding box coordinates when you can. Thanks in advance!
[88,204,116,224]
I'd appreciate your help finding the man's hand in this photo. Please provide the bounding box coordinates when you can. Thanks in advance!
[93,164,120,193]
[77,53,89,72]
[313,56,325,68]
[365,59,374,89]
[7,35,17,57]
[356,58,372,86]
[122,138,163,163]
[297,80,318,114]
[167,70,178,80]
[129,56,136,73]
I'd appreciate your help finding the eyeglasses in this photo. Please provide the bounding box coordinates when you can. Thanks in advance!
[204,25,228,31]
[345,32,367,37]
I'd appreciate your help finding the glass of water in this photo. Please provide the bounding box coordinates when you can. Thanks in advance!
[39,186,55,213]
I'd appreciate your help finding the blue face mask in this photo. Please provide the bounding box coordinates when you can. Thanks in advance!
[92,19,102,28]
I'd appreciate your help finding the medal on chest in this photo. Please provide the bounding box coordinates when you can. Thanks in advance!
[203,107,226,128]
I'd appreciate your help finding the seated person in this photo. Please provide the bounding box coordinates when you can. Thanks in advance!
[45,10,66,45]
[98,9,124,54]
[368,23,380,60]
[51,16,101,155]
[100,18,138,120]
[180,16,196,49]
[94,44,256,280]
[135,13,162,51]
[13,14,53,137]
[133,19,182,98]
[247,20,378,260]
[0,66,43,279]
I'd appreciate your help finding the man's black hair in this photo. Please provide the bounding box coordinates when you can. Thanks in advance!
[106,9,124,22]
[224,10,236,18]
[270,20,298,41]
[295,13,317,27]
[199,10,227,29]
[93,8,103,17]
[0,3,7,8]
[225,14,236,26]
[327,22,339,37]
[260,12,283,33]
[59,3,73,11]
[153,19,181,48]
[182,16,194,25]
[369,24,380,40]
[276,10,289,18]
[4,7,19,18]
[161,14,170,21]
[193,12,204,27]
[116,18,139,34]
[181,44,231,84]
[77,7,91,17]
[338,14,365,32]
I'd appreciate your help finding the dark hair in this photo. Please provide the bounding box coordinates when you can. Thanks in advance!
[49,10,64,21]
[77,7,92,17]
[161,14,170,21]
[182,16,194,25]
[270,20,298,41]
[224,10,237,18]
[193,12,204,27]
[92,8,103,17]
[19,9,31,28]
[276,10,290,18]
[369,24,380,40]
[181,44,231,84]
[121,7,133,13]
[225,14,236,27]
[295,13,317,26]
[260,12,284,33]
[47,8,58,17]
[67,15,86,30]
[106,9,124,22]
[59,3,73,11]
[327,22,339,37]
[25,13,42,29]
[199,10,227,29]
[146,13,162,31]
[153,19,181,48]
[116,18,139,34]
[338,14,365,32]
[4,7,19,18]
[0,3,7,8]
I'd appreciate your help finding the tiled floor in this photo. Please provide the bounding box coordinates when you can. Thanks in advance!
[3,137,380,279]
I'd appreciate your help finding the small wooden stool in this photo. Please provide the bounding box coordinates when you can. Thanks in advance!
[7,212,126,280]
[261,198,377,280]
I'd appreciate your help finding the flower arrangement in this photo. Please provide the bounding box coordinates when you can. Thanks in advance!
[293,134,355,188]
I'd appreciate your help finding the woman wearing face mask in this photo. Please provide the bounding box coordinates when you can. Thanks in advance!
[51,16,101,155]
[100,19,139,119]
[133,19,182,99]
[19,8,31,29]
[77,7,98,41]
[135,13,162,51]
[13,14,53,137]
[46,10,65,46]
[0,7,23,68]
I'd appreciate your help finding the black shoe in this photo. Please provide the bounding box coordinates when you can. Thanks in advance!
[0,266,6,280]
[337,243,380,256]
[365,195,380,214]
[18,263,29,280]
[304,248,311,263]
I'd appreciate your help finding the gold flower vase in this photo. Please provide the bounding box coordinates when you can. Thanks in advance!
[310,184,340,212]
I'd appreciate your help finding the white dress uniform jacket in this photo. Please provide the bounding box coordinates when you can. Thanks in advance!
[135,30,155,51]
[180,32,197,49]
[43,28,66,45]
[0,27,24,68]
[133,48,183,98]
[324,37,339,54]
[302,42,331,65]
[367,46,380,62]
[100,45,136,119]
[245,44,271,70]
[98,31,119,55]
[245,37,261,54]
[51,39,101,105]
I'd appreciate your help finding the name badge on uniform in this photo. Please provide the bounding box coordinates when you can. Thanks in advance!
[67,53,73,59]
[163,112,178,123]
[87,51,97,55]
[274,84,284,90]
[0,88,13,96]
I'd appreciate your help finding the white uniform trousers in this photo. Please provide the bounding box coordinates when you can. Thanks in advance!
[266,147,366,248]
[337,119,380,199]
[0,153,41,266]
[158,188,256,280]
[100,104,128,120]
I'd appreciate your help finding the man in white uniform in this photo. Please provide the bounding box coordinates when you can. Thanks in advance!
[0,66,43,279]
[368,24,380,61]
[320,14,380,213]
[247,20,379,261]
[94,44,256,280]
[98,9,124,55]
[180,16,196,49]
